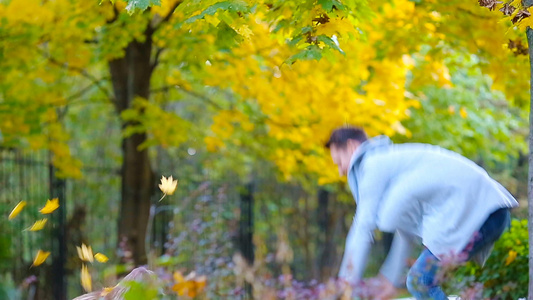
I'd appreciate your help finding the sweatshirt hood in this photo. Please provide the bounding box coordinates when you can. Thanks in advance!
[349,135,392,170]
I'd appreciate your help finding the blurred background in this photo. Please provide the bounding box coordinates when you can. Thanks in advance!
[0,0,530,299]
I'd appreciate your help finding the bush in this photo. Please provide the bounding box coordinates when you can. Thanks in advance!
[454,218,528,299]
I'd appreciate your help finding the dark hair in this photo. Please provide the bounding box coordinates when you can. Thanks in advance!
[325,127,367,148]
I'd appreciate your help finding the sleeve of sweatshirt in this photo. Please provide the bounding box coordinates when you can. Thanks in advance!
[379,230,414,287]
[338,157,388,284]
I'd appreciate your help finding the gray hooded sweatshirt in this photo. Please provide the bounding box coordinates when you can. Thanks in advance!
[338,136,518,286]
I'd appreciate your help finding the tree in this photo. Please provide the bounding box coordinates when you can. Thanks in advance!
[1,0,529,276]
[0,0,377,265]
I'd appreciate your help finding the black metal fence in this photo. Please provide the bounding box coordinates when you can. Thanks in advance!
[0,148,122,299]
[0,148,246,299]
[0,150,51,296]
[1,148,351,300]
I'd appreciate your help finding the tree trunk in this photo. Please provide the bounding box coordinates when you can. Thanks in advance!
[526,16,533,300]
[109,25,154,266]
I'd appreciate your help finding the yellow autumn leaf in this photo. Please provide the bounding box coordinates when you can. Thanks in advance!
[100,286,115,296]
[159,175,178,195]
[94,253,109,263]
[8,201,26,220]
[505,250,517,266]
[172,271,207,297]
[27,219,48,231]
[81,264,92,292]
[39,198,59,214]
[77,244,94,263]
[174,271,185,283]
[32,250,50,267]
[460,107,468,119]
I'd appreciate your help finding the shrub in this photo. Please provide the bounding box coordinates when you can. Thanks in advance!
[454,218,528,299]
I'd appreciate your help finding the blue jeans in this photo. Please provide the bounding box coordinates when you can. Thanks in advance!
[406,208,511,300]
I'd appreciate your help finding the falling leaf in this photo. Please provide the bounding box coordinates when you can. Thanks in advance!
[39,198,59,214]
[27,219,48,231]
[172,271,207,297]
[100,286,115,296]
[8,201,26,220]
[159,175,178,195]
[77,244,94,263]
[32,250,50,267]
[94,253,109,263]
[81,264,92,292]
[505,250,517,265]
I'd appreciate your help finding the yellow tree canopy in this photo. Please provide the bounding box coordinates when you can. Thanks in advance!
[0,0,529,183]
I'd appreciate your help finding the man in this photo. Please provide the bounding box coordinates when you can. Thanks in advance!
[326,126,518,300]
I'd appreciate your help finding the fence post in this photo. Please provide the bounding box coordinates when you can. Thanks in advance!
[239,181,254,299]
[49,163,67,300]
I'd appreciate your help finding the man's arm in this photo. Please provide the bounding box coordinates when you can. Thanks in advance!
[379,230,414,287]
[338,217,374,283]
[339,156,389,284]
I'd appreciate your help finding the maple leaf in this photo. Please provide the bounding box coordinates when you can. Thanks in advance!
[100,286,116,297]
[81,264,92,292]
[39,198,59,214]
[94,253,109,263]
[499,2,516,16]
[505,250,517,265]
[158,175,178,196]
[32,250,51,267]
[77,243,94,263]
[312,14,330,25]
[508,39,528,55]
[478,0,502,11]
[172,271,207,297]
[512,9,531,24]
[27,219,48,231]
[8,201,26,220]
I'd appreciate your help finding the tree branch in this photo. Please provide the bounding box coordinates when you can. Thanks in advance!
[56,80,110,120]
[457,7,493,19]
[107,3,121,24]
[151,85,223,110]
[64,80,108,103]
[151,47,164,72]
[152,0,183,29]
[150,85,316,128]
[41,51,112,100]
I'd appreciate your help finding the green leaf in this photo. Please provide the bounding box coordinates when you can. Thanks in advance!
[215,21,240,49]
[287,36,303,47]
[184,1,250,24]
[125,0,161,15]
[317,35,345,54]
[318,0,345,11]
[286,45,323,64]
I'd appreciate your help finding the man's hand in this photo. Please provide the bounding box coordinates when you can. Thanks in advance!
[373,274,398,300]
